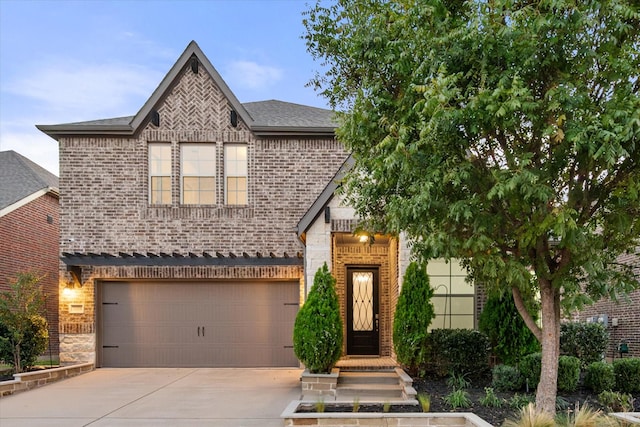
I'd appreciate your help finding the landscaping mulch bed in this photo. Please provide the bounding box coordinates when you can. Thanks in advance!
[298,374,640,426]
[413,374,640,426]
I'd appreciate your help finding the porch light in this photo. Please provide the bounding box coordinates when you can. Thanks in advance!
[359,234,369,243]
[62,281,76,296]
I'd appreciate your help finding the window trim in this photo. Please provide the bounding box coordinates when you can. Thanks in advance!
[180,143,217,205]
[224,143,248,206]
[148,142,172,205]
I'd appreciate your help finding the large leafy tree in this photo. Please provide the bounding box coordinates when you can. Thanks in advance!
[304,0,640,414]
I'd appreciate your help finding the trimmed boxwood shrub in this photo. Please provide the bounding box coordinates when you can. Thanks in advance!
[492,364,523,391]
[560,322,609,368]
[557,355,581,392]
[612,357,640,393]
[293,263,343,374]
[426,329,490,378]
[585,361,615,393]
[518,352,541,388]
[393,262,435,372]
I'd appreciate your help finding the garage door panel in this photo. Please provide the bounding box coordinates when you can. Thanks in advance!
[101,281,299,367]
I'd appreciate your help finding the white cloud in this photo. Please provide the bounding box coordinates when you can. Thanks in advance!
[224,60,283,90]
[5,61,164,121]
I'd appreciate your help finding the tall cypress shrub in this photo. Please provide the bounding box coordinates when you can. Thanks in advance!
[293,263,343,373]
[393,262,435,372]
[479,292,540,365]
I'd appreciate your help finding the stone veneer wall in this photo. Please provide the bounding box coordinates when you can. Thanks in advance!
[56,60,347,364]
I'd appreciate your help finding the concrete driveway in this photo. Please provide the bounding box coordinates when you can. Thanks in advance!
[0,368,303,426]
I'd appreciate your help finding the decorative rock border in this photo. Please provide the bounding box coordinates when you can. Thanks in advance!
[0,363,94,397]
[281,400,494,427]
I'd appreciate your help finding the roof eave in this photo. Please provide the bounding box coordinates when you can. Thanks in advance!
[36,124,134,139]
[251,126,336,137]
[296,155,354,237]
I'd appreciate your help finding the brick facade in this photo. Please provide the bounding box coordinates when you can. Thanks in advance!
[572,250,640,358]
[54,47,348,365]
[332,237,398,357]
[0,193,60,356]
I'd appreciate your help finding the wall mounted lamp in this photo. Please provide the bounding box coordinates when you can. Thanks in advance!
[67,265,82,288]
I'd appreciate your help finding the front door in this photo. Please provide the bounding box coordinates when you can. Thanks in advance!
[346,267,379,355]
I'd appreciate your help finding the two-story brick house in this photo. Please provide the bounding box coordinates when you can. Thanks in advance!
[38,41,478,368]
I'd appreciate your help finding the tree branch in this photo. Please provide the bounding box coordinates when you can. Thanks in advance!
[512,286,542,342]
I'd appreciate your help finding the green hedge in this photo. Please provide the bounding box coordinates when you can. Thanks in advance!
[518,352,541,388]
[491,364,523,391]
[585,361,615,393]
[425,329,490,378]
[612,358,640,394]
[560,322,609,368]
[557,355,581,392]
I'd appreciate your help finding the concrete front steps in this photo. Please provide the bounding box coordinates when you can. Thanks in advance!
[335,368,417,403]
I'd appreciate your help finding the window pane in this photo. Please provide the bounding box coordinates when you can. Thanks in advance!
[226,177,247,205]
[151,176,171,204]
[225,145,247,205]
[450,276,474,294]
[450,296,474,314]
[450,315,474,329]
[352,272,374,331]
[181,144,216,205]
[149,144,171,205]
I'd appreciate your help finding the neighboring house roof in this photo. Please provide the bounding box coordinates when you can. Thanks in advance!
[297,155,355,237]
[0,150,59,216]
[36,41,337,139]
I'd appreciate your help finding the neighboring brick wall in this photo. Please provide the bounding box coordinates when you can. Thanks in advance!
[0,193,59,356]
[572,251,640,358]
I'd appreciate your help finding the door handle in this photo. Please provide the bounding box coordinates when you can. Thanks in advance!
[198,326,200,336]
[202,326,205,337]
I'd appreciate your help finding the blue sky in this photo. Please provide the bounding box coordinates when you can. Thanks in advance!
[0,0,328,176]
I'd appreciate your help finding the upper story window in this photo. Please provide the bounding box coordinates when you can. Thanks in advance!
[149,143,172,205]
[181,144,216,205]
[225,144,247,205]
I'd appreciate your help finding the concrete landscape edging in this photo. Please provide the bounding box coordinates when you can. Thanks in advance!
[0,362,94,397]
[281,400,494,427]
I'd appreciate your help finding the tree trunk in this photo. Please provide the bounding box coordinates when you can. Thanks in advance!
[14,343,22,374]
[535,278,559,415]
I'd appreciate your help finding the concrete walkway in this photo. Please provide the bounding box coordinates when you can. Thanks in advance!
[0,368,303,426]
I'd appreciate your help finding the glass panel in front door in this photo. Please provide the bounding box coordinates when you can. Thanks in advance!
[352,272,374,331]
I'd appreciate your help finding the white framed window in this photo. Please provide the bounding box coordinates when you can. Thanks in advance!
[224,144,247,205]
[181,144,216,205]
[149,143,172,205]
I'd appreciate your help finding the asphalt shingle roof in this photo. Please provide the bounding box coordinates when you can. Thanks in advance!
[45,100,336,130]
[0,150,59,211]
[243,100,336,128]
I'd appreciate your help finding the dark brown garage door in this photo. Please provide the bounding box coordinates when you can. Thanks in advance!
[99,281,299,367]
